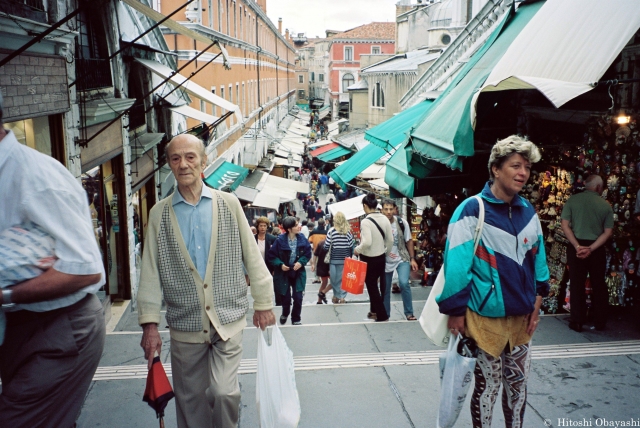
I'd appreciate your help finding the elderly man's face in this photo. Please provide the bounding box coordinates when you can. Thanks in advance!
[168,136,205,189]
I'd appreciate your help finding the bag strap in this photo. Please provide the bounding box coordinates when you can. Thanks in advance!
[472,195,485,253]
[365,217,385,240]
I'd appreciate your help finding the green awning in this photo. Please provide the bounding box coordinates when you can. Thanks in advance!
[365,100,434,152]
[384,143,438,198]
[204,161,249,192]
[317,146,351,162]
[329,143,387,189]
[410,1,543,170]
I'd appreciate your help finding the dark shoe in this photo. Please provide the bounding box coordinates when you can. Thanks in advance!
[292,321,302,326]
[367,312,377,320]
[318,291,328,304]
[392,285,401,294]
[280,315,288,325]
[569,321,582,332]
[312,279,321,284]
[375,318,389,322]
[406,314,417,321]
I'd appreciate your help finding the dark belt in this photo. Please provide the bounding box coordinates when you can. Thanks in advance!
[5,293,93,326]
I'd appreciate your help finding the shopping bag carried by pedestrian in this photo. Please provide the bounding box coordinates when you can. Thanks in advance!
[419,195,485,347]
[437,333,478,428]
[256,324,301,428]
[143,353,175,428]
[341,256,367,295]
[0,222,56,345]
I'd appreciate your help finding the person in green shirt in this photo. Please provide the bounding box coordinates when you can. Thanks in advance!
[561,175,613,332]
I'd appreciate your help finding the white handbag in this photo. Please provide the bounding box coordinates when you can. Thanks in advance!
[419,195,485,347]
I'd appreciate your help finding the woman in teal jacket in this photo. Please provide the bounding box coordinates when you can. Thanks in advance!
[268,216,312,325]
[437,136,549,428]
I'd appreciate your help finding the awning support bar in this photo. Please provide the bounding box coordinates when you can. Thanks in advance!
[69,0,195,88]
[78,41,218,148]
[145,51,222,114]
[0,1,93,68]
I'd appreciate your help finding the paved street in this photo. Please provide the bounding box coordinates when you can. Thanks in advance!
[77,269,640,428]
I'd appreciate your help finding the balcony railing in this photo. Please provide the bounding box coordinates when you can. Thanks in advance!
[76,58,113,91]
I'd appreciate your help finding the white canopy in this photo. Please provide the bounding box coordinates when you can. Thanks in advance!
[471,0,640,128]
[368,179,389,190]
[135,58,242,123]
[358,164,386,180]
[274,157,302,168]
[328,195,365,220]
[169,105,218,124]
[242,175,309,209]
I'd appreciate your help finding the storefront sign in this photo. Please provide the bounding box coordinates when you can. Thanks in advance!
[204,161,249,192]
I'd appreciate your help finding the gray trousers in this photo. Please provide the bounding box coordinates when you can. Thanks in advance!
[0,294,105,428]
[171,329,243,428]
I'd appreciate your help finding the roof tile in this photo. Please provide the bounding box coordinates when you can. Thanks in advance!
[331,22,395,41]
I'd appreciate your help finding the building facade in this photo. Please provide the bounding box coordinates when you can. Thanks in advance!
[327,22,395,119]
[157,0,297,169]
[0,0,186,316]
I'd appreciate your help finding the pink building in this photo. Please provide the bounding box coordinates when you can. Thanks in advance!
[328,23,395,119]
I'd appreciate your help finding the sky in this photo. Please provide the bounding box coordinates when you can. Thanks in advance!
[266,0,400,39]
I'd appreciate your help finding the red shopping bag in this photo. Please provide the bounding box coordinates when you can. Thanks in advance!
[341,257,367,294]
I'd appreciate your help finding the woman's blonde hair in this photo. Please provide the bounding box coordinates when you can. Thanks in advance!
[255,216,270,228]
[488,135,541,179]
[333,211,350,234]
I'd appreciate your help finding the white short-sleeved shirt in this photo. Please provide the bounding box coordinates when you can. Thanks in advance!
[0,130,105,311]
[385,216,412,273]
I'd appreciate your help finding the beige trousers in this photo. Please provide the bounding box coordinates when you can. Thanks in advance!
[170,329,243,428]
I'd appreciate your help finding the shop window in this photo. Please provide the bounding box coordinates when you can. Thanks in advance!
[5,114,65,164]
[298,90,305,100]
[342,73,355,92]
[81,157,130,300]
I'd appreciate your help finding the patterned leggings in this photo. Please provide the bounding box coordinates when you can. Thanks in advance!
[470,343,531,428]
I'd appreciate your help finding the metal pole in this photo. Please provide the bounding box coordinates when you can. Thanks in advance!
[0,3,89,68]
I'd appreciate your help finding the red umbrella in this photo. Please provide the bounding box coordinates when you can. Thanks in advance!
[143,355,175,428]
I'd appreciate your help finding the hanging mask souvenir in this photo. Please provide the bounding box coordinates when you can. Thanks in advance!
[625,210,631,220]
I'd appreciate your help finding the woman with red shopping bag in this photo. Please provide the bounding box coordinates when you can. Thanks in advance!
[323,211,355,304]
[353,193,393,322]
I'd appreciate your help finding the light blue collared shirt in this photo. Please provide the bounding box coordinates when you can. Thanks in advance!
[172,184,213,280]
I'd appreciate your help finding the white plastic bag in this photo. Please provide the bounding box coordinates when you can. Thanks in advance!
[419,268,449,347]
[419,196,485,347]
[256,324,301,428]
[437,334,477,428]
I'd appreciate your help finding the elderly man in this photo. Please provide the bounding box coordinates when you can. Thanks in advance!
[138,134,275,427]
[561,174,613,332]
[0,94,106,426]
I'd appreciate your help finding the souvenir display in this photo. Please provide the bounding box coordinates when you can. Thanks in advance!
[522,111,640,313]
